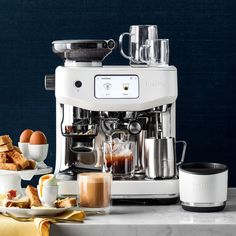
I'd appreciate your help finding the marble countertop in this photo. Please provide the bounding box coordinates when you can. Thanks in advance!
[51,188,236,236]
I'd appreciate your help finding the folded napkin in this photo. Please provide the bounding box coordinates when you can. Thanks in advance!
[34,211,86,236]
[0,214,38,236]
[0,210,86,236]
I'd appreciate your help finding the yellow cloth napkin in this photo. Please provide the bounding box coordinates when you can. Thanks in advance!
[0,214,38,236]
[34,211,86,236]
[0,210,86,236]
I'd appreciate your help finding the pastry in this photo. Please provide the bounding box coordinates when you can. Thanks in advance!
[54,197,77,208]
[0,134,36,171]
[0,163,20,171]
[0,142,14,152]
[0,135,12,146]
[24,160,36,170]
[25,185,41,207]
[5,197,30,208]
[13,146,22,154]
[0,153,7,163]
[7,150,29,169]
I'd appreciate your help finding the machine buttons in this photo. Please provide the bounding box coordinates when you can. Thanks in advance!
[75,81,82,88]
[123,83,129,91]
[104,83,112,90]
[128,120,142,135]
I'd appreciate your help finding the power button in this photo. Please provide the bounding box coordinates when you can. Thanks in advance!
[75,81,82,88]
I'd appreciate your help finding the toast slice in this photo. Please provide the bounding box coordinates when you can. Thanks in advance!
[14,146,22,154]
[0,153,7,163]
[5,197,30,208]
[7,150,29,169]
[0,135,12,146]
[25,185,41,207]
[0,163,20,171]
[0,142,14,152]
[54,197,77,208]
[24,160,36,170]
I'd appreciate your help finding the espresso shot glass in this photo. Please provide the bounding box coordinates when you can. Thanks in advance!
[78,172,112,214]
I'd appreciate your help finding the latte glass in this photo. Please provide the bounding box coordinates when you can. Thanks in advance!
[78,172,112,213]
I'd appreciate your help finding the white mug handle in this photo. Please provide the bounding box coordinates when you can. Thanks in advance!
[139,44,150,64]
[119,32,132,60]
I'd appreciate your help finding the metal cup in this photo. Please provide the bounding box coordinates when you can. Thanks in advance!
[119,25,158,65]
[144,137,187,179]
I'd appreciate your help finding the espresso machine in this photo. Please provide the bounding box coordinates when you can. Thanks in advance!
[45,26,186,204]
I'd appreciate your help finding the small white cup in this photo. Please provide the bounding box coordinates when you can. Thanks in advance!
[37,185,58,207]
[18,142,30,159]
[28,144,49,168]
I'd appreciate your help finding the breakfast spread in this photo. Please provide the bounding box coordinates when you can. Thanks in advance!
[0,174,77,210]
[0,135,36,171]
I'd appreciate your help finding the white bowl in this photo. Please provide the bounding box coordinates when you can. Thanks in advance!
[28,144,49,162]
[18,142,30,159]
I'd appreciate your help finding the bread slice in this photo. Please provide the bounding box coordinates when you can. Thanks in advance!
[25,185,41,207]
[5,197,30,208]
[54,197,77,208]
[14,146,22,154]
[0,142,14,152]
[24,160,36,170]
[7,150,29,169]
[0,163,20,171]
[0,153,7,163]
[0,135,12,146]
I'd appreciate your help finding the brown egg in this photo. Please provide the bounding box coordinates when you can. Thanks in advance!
[29,131,47,145]
[19,129,34,143]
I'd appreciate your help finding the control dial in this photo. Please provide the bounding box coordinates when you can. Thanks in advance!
[128,120,142,135]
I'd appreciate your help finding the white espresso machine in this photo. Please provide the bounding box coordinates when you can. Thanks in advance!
[45,33,186,204]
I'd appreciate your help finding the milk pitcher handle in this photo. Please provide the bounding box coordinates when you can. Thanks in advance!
[119,32,132,59]
[176,140,187,166]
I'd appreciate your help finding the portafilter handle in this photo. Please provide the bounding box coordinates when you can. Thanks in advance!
[176,140,187,166]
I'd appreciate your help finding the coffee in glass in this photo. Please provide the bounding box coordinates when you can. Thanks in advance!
[78,172,112,213]
[103,139,135,179]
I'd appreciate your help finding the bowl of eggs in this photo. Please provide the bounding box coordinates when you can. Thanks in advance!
[18,129,48,169]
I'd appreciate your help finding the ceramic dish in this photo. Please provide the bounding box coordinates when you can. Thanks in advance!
[0,166,52,181]
[0,206,70,217]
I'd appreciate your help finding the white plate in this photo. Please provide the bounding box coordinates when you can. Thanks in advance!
[0,166,53,180]
[0,206,70,217]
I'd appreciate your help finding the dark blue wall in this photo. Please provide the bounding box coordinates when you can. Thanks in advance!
[0,0,235,185]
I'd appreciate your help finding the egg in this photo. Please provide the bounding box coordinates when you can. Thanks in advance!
[39,174,57,197]
[29,131,47,145]
[19,129,34,143]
